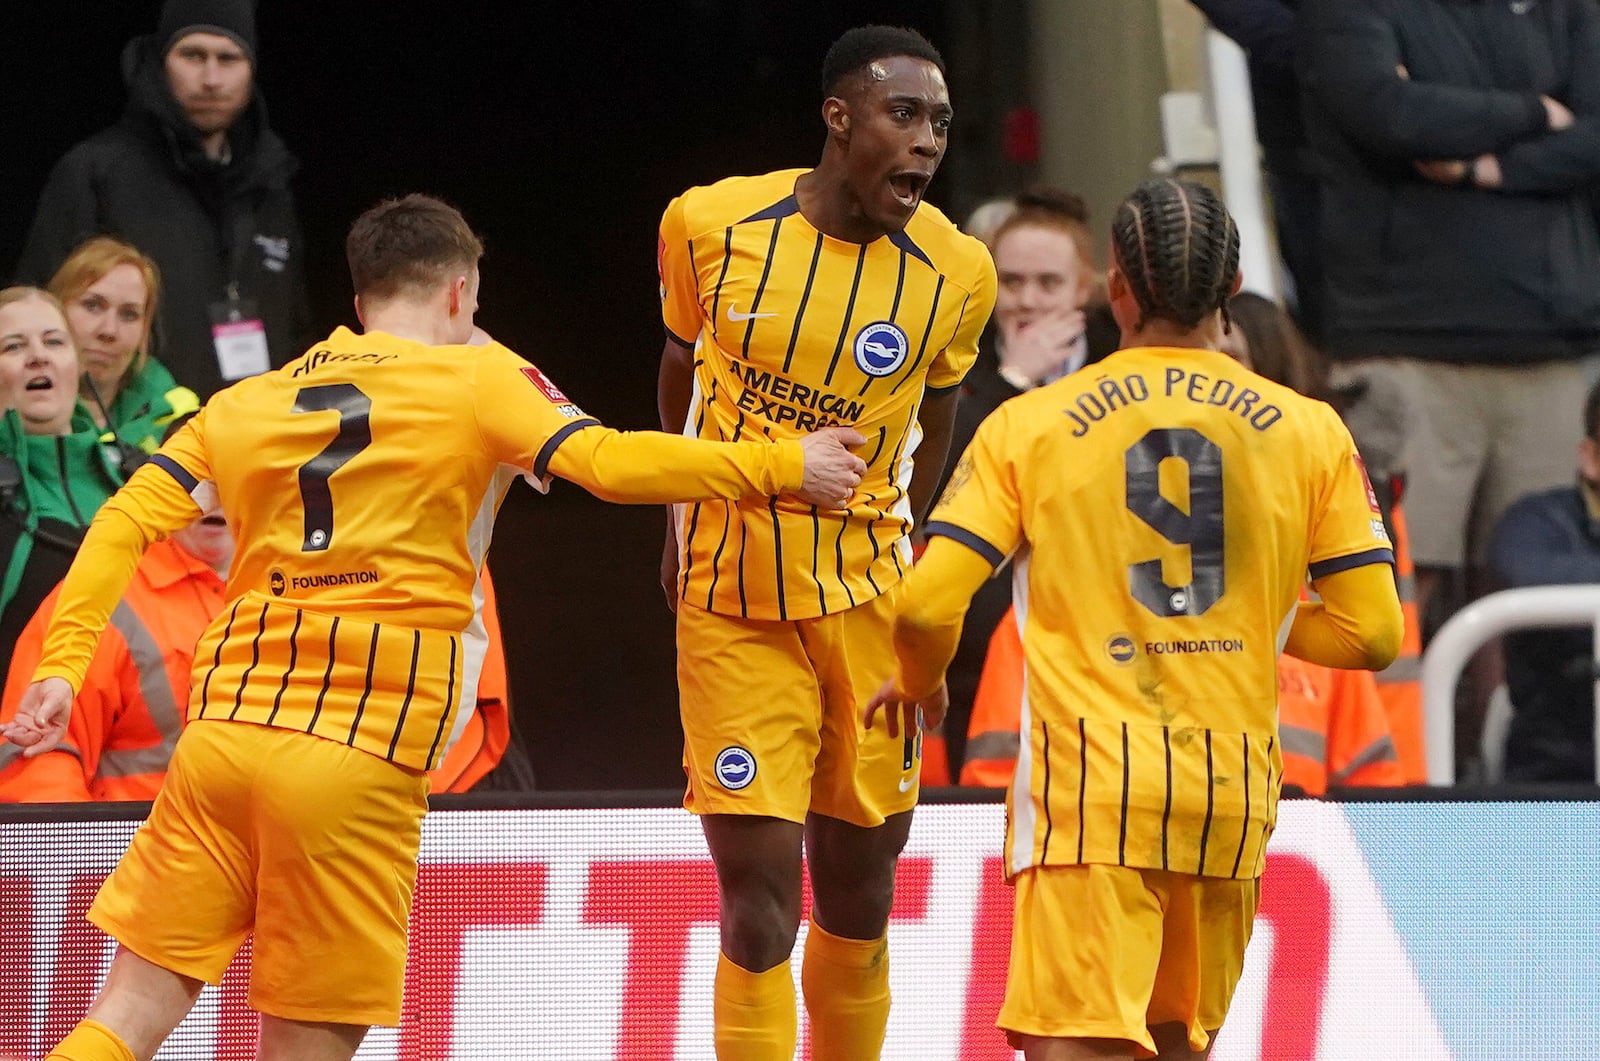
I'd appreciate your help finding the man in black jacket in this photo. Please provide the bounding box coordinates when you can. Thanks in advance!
[16,0,311,400]
[1300,0,1600,628]
[1488,377,1600,782]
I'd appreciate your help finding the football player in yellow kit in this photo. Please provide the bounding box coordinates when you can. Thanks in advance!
[867,179,1402,1060]
[656,24,996,1060]
[3,193,866,1061]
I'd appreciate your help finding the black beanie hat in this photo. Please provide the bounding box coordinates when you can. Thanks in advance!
[158,0,257,65]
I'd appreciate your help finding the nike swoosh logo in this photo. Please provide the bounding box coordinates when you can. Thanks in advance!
[898,777,915,793]
[727,302,776,323]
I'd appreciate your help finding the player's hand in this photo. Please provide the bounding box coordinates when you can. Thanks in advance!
[862,677,948,740]
[0,677,73,757]
[660,510,680,614]
[998,309,1086,386]
[795,427,868,509]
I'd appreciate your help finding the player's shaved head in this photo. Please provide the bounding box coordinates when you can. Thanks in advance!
[821,25,944,99]
[346,194,484,302]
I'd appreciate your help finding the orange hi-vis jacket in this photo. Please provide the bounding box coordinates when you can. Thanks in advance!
[949,606,1405,795]
[1276,654,1404,795]
[1374,504,1425,782]
[0,554,513,802]
[0,538,224,801]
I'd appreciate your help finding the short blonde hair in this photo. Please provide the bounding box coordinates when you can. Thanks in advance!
[0,285,70,323]
[47,237,161,376]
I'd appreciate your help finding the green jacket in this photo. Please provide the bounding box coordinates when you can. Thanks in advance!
[0,404,126,620]
[96,356,200,454]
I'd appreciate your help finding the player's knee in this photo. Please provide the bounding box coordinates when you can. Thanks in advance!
[720,892,802,970]
[809,857,898,936]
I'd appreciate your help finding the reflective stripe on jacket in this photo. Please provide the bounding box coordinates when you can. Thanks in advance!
[0,538,222,801]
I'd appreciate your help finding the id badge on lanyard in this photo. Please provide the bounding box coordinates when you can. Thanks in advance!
[210,282,270,381]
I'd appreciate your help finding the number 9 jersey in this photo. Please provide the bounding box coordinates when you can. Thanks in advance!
[926,346,1394,880]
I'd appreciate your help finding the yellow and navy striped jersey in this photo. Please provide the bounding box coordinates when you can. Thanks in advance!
[35,327,805,771]
[659,169,996,620]
[928,347,1394,880]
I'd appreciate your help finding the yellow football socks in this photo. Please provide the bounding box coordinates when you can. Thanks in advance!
[45,1020,136,1061]
[801,918,890,1061]
[714,951,797,1060]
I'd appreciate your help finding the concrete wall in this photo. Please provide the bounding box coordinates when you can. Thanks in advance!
[1030,0,1209,258]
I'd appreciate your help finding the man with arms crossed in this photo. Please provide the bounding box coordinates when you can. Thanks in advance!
[656,24,995,1060]
[1,194,865,1061]
[866,179,1402,1059]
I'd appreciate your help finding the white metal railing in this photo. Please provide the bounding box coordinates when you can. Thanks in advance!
[1421,585,1600,784]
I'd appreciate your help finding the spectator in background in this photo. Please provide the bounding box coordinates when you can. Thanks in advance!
[0,288,127,682]
[1188,0,1325,342]
[16,0,311,399]
[1298,0,1600,644]
[0,484,231,802]
[47,237,199,456]
[961,196,1018,249]
[1487,378,1600,782]
[924,187,1112,784]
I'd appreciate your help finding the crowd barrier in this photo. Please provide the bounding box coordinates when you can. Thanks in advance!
[3,789,1596,1060]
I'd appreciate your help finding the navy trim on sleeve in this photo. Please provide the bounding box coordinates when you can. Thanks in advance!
[664,326,696,350]
[925,520,1006,568]
[925,380,962,396]
[1309,547,1396,581]
[533,419,603,481]
[149,454,199,493]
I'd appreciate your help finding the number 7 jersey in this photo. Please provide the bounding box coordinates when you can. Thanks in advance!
[927,346,1393,880]
[126,326,599,770]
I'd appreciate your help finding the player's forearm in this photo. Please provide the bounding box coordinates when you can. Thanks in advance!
[658,338,695,433]
[893,538,994,698]
[549,427,804,504]
[34,507,159,692]
[1284,563,1404,671]
[34,462,198,689]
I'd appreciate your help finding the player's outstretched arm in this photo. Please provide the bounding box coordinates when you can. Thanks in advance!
[1285,562,1404,671]
[547,425,866,508]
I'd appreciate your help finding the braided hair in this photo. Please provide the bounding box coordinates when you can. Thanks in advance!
[1110,179,1240,332]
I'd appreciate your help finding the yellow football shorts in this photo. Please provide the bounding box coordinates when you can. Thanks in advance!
[999,863,1259,1057]
[676,590,920,826]
[88,719,429,1026]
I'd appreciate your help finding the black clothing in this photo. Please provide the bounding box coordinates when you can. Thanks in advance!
[17,34,311,398]
[1299,0,1600,363]
[1487,485,1600,781]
